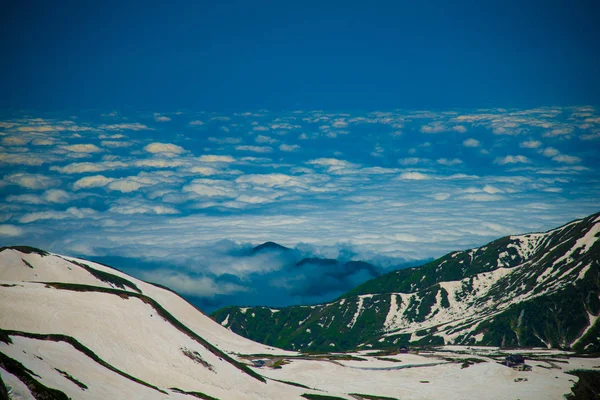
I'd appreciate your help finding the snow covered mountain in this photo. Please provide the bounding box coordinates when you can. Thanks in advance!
[0,247,317,399]
[212,212,600,353]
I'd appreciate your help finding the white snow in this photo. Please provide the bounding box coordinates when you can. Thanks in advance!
[347,295,372,329]
[221,314,230,326]
[570,310,600,347]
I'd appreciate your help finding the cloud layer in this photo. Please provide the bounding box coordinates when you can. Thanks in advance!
[1,107,598,310]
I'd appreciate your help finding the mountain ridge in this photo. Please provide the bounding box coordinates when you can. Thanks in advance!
[211,212,600,353]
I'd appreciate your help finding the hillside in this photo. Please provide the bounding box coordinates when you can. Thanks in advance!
[1,244,599,399]
[0,247,315,399]
[211,212,600,353]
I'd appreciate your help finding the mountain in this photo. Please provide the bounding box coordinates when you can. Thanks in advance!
[251,241,292,254]
[211,212,600,353]
[1,243,599,399]
[0,246,338,399]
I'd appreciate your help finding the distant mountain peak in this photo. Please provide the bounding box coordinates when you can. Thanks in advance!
[251,241,291,253]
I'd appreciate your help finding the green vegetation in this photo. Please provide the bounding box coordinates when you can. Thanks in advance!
[0,246,49,256]
[301,394,347,400]
[55,368,88,390]
[350,394,399,400]
[22,259,34,269]
[565,370,600,400]
[210,213,600,353]
[61,257,141,293]
[41,282,266,383]
[1,328,167,394]
[268,378,312,389]
[171,387,221,400]
[0,374,9,400]
[0,350,70,400]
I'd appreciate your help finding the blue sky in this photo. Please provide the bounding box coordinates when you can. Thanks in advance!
[0,1,599,311]
[1,0,599,110]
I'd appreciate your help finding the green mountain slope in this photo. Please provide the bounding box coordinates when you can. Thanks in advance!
[211,212,600,353]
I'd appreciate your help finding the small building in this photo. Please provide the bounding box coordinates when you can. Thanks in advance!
[399,345,409,354]
[503,354,531,371]
[252,359,265,368]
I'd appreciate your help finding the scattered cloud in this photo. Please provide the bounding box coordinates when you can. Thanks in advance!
[144,142,186,155]
[279,144,300,152]
[463,138,480,147]
[61,144,103,153]
[397,171,430,180]
[73,175,115,190]
[542,147,559,157]
[235,145,273,153]
[520,140,542,149]
[437,158,463,166]
[5,173,61,189]
[494,155,531,165]
[552,154,581,164]
[99,123,151,131]
[0,224,24,236]
[154,113,171,122]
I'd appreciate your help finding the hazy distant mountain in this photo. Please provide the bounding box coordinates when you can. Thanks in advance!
[211,212,600,353]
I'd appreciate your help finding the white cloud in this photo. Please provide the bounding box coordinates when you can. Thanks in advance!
[0,224,24,236]
[235,145,273,153]
[189,167,218,176]
[61,144,103,153]
[420,123,447,133]
[542,147,559,157]
[51,161,128,174]
[236,173,304,188]
[462,138,480,147]
[101,140,133,148]
[189,120,204,126]
[5,173,60,190]
[459,193,506,202]
[543,127,574,137]
[133,159,186,168]
[197,155,235,163]
[6,194,45,204]
[520,140,542,149]
[144,142,186,155]
[73,175,115,190]
[398,157,426,165]
[0,153,51,166]
[183,179,237,198]
[106,175,161,193]
[255,135,277,144]
[19,207,97,223]
[2,136,30,146]
[279,144,300,152]
[482,185,504,194]
[139,270,247,297]
[453,125,467,133]
[552,154,581,164]
[397,171,430,180]
[494,155,531,165]
[31,138,54,146]
[43,189,70,203]
[580,132,600,140]
[99,123,151,131]
[109,202,179,215]
[437,158,463,166]
[332,121,348,128]
[432,193,450,201]
[208,137,242,145]
[154,113,171,122]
